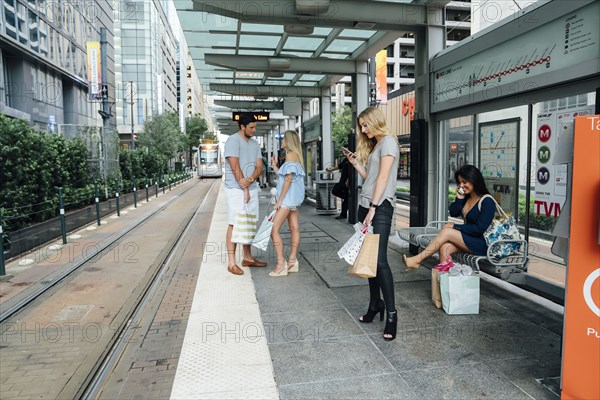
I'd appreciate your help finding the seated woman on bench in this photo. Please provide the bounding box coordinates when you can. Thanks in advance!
[403,164,496,269]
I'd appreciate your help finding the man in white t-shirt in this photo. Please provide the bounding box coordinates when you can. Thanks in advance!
[224,113,267,275]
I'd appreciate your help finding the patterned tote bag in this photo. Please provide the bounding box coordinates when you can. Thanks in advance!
[480,195,522,258]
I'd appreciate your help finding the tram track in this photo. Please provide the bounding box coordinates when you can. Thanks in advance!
[0,179,209,325]
[79,179,219,400]
[0,178,219,400]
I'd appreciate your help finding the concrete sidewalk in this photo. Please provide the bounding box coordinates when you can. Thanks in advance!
[247,191,562,399]
[0,181,564,399]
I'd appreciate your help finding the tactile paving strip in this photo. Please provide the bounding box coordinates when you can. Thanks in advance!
[170,184,278,399]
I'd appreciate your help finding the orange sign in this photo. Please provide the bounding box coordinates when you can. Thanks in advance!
[561,115,600,400]
[402,97,415,120]
[375,49,387,104]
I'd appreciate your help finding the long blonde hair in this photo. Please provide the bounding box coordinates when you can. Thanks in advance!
[283,130,304,169]
[355,107,394,164]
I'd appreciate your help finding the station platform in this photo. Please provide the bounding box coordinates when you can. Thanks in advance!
[0,180,564,399]
[169,183,564,399]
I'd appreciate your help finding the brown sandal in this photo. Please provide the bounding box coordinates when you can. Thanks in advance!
[227,265,244,275]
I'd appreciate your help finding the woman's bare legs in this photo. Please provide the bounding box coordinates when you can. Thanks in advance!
[405,228,469,268]
[439,242,462,262]
[287,210,300,268]
[271,207,291,273]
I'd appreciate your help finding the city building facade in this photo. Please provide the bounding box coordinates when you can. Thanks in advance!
[0,0,115,131]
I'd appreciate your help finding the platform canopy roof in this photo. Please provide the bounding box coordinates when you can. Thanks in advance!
[176,0,449,135]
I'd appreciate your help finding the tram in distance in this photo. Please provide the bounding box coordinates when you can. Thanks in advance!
[197,140,223,178]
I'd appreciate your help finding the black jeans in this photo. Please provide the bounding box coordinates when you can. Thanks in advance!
[358,200,395,313]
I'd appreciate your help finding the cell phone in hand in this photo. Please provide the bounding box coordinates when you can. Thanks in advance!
[457,187,465,195]
[342,147,354,156]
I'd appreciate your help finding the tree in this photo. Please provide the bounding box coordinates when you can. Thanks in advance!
[138,111,182,168]
[184,114,208,168]
[331,105,353,161]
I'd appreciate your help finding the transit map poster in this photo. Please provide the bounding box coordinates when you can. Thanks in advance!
[479,119,519,215]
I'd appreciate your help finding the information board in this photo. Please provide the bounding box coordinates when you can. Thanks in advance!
[479,119,520,215]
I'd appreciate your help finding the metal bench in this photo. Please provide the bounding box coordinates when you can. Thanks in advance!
[396,221,529,280]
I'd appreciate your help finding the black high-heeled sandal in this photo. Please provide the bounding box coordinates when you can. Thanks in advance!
[383,310,397,341]
[358,299,385,323]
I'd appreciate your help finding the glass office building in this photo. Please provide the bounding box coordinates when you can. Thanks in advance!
[113,0,178,147]
[0,0,115,131]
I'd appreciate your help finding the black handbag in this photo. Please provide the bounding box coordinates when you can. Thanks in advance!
[331,182,348,199]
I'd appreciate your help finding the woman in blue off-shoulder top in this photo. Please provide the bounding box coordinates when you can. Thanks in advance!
[269,130,306,277]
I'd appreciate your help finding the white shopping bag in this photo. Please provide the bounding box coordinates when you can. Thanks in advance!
[231,205,257,244]
[440,273,480,314]
[337,223,370,265]
[252,211,276,251]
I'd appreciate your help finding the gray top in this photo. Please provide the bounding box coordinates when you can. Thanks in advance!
[359,135,399,208]
[224,133,262,189]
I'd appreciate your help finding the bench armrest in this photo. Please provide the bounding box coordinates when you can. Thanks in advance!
[424,221,449,235]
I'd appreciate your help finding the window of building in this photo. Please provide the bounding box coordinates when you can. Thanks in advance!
[399,46,414,59]
[17,1,28,45]
[386,63,394,78]
[386,44,394,58]
[30,64,38,101]
[399,65,415,78]
[29,9,38,51]
[447,29,469,42]
[5,1,18,40]
[39,19,47,56]
[48,27,55,63]
[137,99,144,125]
[344,83,352,98]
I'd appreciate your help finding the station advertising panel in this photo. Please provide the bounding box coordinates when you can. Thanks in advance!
[561,115,600,400]
[432,1,600,112]
[534,106,593,219]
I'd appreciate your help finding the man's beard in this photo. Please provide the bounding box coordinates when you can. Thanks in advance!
[243,131,253,139]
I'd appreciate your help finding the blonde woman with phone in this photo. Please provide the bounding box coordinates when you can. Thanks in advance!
[344,107,399,341]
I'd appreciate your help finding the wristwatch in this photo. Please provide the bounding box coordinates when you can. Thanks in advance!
[369,202,378,209]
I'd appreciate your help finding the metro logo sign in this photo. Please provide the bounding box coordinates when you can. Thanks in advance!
[538,124,551,142]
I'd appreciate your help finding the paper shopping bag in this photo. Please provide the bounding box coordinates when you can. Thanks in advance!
[348,233,379,278]
[439,273,480,314]
[431,269,443,309]
[252,211,275,250]
[337,224,368,265]
[231,206,257,244]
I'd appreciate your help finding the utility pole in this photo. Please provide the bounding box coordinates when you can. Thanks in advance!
[129,81,135,150]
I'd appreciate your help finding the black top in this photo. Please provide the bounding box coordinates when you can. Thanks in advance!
[338,158,350,184]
